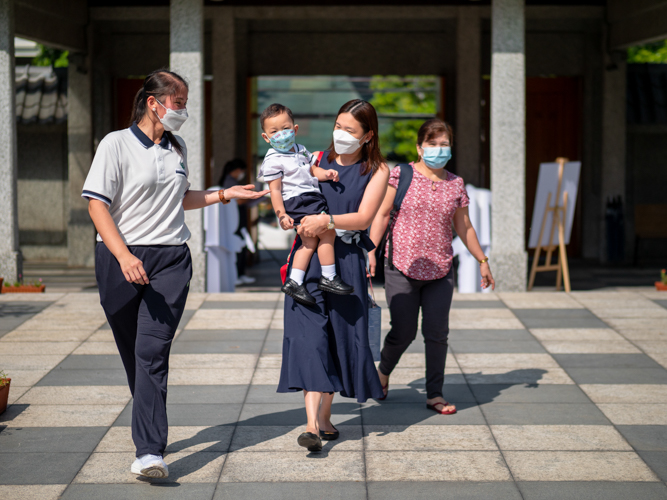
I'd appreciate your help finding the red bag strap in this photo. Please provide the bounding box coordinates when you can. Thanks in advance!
[314,151,325,166]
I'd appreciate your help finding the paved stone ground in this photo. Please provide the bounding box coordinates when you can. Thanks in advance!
[1,289,667,499]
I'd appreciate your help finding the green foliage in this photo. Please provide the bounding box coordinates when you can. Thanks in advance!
[32,44,69,68]
[627,41,667,63]
[369,76,437,162]
[0,370,8,385]
[661,269,667,285]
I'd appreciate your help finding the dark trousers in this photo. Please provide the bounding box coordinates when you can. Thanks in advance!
[379,261,454,399]
[95,242,192,457]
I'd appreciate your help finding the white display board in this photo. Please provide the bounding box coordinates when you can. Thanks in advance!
[528,161,581,249]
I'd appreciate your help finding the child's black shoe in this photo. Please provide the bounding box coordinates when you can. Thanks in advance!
[282,279,316,306]
[318,275,354,295]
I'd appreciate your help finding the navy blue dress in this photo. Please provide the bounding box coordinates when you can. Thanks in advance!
[278,152,384,402]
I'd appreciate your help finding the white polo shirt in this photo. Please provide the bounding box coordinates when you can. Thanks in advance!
[82,123,191,246]
[257,144,319,201]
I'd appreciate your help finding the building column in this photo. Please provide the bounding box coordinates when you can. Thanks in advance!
[171,0,205,292]
[0,0,22,281]
[212,8,236,185]
[456,6,481,187]
[599,51,627,263]
[490,0,527,291]
[67,48,96,267]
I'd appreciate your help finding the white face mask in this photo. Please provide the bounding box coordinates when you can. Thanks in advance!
[154,98,188,132]
[333,129,367,155]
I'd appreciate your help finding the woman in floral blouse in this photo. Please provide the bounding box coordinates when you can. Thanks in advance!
[368,118,495,414]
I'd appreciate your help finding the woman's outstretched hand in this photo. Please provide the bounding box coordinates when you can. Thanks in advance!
[297,213,329,238]
[225,184,269,200]
[480,262,495,290]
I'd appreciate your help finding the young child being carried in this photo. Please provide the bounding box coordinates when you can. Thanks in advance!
[258,103,354,306]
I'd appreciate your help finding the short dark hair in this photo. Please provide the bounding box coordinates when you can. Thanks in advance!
[260,103,294,131]
[417,118,453,146]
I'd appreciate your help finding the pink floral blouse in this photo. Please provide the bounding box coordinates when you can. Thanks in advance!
[387,163,469,281]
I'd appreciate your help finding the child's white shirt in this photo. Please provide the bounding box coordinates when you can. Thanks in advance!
[258,144,320,201]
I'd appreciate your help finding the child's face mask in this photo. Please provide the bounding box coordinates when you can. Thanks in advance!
[268,129,296,153]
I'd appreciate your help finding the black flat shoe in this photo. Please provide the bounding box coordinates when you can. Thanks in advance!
[318,275,354,295]
[320,426,339,441]
[297,432,323,452]
[282,279,316,307]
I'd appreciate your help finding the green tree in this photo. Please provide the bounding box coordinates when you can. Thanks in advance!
[627,40,667,63]
[369,75,437,162]
[32,44,69,68]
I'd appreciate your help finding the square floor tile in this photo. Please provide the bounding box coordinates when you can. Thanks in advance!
[0,404,125,427]
[579,384,667,403]
[0,485,67,500]
[113,402,242,427]
[17,386,131,405]
[176,329,268,342]
[368,482,521,500]
[451,301,508,309]
[0,452,90,484]
[504,451,658,481]
[245,384,304,404]
[530,328,625,342]
[169,354,257,369]
[383,384,476,403]
[541,341,640,354]
[456,353,559,369]
[654,299,667,310]
[74,451,225,483]
[361,402,485,425]
[499,293,584,309]
[54,355,125,370]
[450,340,546,353]
[512,309,608,329]
[617,426,667,451]
[450,329,534,341]
[167,385,248,404]
[597,404,667,425]
[0,427,107,453]
[96,425,234,453]
[480,403,610,425]
[170,340,264,354]
[553,353,664,369]
[471,384,590,404]
[517,482,667,500]
[364,425,497,451]
[36,369,128,386]
[230,425,362,452]
[168,368,254,385]
[214,482,366,500]
[219,451,365,482]
[638,451,667,481]
[564,368,667,384]
[491,425,631,451]
[365,451,511,481]
[463,368,574,385]
[0,354,67,371]
[62,484,216,500]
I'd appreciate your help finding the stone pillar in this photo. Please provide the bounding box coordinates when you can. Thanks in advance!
[0,0,22,281]
[170,0,205,292]
[599,52,627,263]
[456,6,481,187]
[212,8,236,185]
[67,49,96,267]
[490,0,527,292]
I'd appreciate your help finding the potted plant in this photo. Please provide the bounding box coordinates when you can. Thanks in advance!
[656,270,667,291]
[0,371,10,415]
[1,275,45,294]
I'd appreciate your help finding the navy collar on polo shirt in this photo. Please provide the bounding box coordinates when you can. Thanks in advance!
[131,122,171,149]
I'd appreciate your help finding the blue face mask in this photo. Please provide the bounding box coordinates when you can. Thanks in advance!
[268,129,296,153]
[421,146,452,169]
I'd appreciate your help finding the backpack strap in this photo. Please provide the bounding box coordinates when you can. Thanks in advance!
[385,163,414,270]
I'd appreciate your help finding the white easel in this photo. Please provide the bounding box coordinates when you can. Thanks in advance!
[528,157,572,292]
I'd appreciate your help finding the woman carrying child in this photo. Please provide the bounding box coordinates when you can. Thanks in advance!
[258,104,354,305]
[275,100,389,452]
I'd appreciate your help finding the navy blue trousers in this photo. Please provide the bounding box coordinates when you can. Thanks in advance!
[95,242,192,457]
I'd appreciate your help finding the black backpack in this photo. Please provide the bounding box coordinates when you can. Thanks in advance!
[375,163,413,280]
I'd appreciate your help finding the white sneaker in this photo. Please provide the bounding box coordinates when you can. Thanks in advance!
[239,275,256,284]
[131,454,169,478]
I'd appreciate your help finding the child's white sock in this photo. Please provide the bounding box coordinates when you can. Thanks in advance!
[290,269,306,286]
[321,265,336,280]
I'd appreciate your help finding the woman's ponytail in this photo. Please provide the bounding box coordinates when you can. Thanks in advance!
[129,69,188,158]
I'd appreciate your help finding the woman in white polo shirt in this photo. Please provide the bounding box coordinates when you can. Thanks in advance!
[82,69,267,479]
